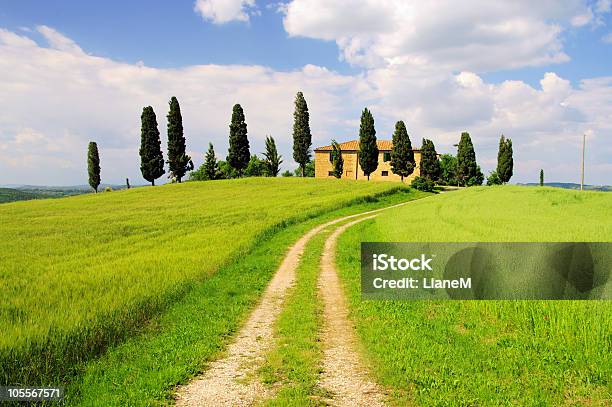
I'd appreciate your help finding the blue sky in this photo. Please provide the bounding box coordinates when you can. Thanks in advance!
[0,0,353,73]
[0,0,611,185]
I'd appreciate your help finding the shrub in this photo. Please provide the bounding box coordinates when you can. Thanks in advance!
[411,176,435,192]
[486,170,502,186]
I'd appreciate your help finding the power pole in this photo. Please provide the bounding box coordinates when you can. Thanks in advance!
[580,134,585,191]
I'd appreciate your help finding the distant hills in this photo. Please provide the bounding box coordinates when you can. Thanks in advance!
[0,184,133,203]
[517,182,611,192]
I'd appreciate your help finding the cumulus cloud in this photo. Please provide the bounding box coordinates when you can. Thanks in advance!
[194,0,257,24]
[0,26,610,186]
[282,0,598,71]
[596,0,611,13]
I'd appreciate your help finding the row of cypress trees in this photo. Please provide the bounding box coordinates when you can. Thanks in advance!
[139,97,193,186]
[346,107,494,187]
[191,92,313,181]
[89,91,314,191]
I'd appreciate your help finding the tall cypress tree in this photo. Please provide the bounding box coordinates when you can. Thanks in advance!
[263,136,283,177]
[420,138,440,181]
[292,91,312,177]
[140,106,165,186]
[87,141,101,193]
[390,121,415,182]
[204,143,218,180]
[358,108,378,180]
[540,169,544,186]
[496,135,513,183]
[331,139,344,179]
[456,132,478,187]
[227,103,250,176]
[166,96,193,183]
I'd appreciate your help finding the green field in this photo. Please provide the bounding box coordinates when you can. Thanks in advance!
[336,186,612,405]
[0,178,405,387]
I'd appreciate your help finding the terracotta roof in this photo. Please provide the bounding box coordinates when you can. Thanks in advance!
[314,139,420,152]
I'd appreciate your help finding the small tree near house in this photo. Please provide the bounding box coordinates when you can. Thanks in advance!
[331,139,344,178]
[358,107,378,180]
[456,132,478,187]
[292,91,312,177]
[390,121,415,182]
[439,154,458,186]
[263,136,283,177]
[419,138,440,182]
[204,143,219,180]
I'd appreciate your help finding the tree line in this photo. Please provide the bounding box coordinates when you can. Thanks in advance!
[86,91,514,192]
[325,107,513,191]
[87,91,315,191]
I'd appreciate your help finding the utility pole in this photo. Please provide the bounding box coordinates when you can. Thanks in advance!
[580,134,585,191]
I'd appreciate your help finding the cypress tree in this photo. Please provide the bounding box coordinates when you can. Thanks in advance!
[496,135,514,184]
[358,108,378,180]
[263,136,283,177]
[331,139,344,178]
[204,143,218,180]
[139,106,165,186]
[227,103,250,176]
[419,138,440,182]
[390,121,415,182]
[166,96,193,183]
[87,141,101,193]
[292,91,312,177]
[456,132,478,187]
[540,169,544,186]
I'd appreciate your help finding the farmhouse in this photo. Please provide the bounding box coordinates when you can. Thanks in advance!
[314,140,422,182]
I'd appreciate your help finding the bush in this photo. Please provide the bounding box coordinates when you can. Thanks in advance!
[487,170,502,186]
[281,170,294,177]
[244,155,267,177]
[411,176,435,192]
[294,159,315,177]
[104,186,112,192]
[467,165,484,186]
[439,154,458,186]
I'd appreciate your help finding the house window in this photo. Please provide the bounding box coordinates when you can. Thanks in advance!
[328,171,334,176]
[383,152,391,162]
[382,171,389,176]
[329,152,334,162]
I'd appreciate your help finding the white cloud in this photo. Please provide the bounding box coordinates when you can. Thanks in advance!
[595,0,611,13]
[603,32,612,43]
[282,0,595,72]
[37,25,84,54]
[570,8,593,26]
[0,27,610,186]
[194,0,257,24]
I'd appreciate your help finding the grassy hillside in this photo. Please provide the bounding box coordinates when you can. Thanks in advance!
[0,177,403,386]
[336,186,611,405]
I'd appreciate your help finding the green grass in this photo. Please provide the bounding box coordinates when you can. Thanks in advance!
[336,186,612,406]
[0,178,405,388]
[70,189,422,405]
[259,230,330,406]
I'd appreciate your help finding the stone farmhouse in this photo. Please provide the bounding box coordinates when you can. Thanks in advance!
[314,140,421,182]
